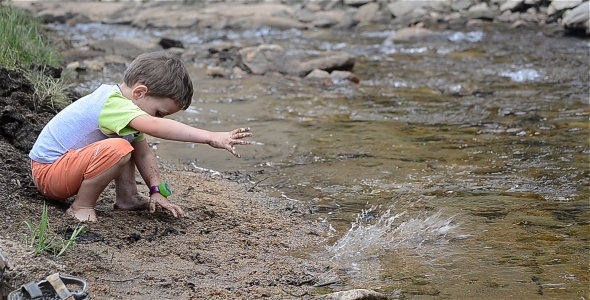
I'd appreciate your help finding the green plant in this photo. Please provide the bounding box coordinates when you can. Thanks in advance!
[22,67,73,111]
[24,203,86,257]
[24,203,52,254]
[55,223,86,257]
[0,4,60,68]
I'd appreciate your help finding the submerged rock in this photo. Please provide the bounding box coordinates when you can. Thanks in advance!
[384,27,446,44]
[318,289,388,300]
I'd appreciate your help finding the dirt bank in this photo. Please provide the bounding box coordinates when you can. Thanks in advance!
[0,67,335,299]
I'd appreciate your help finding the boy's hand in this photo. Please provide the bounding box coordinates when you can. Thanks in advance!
[149,194,186,218]
[208,127,252,158]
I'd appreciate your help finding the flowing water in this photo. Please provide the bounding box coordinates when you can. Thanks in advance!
[53,22,589,298]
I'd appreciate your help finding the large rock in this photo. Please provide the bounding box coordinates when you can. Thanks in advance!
[313,11,347,28]
[547,0,583,16]
[238,44,355,77]
[129,7,200,28]
[561,2,590,34]
[294,53,356,77]
[89,38,163,59]
[256,16,308,30]
[200,3,308,30]
[500,0,524,12]
[344,0,375,7]
[318,289,388,300]
[468,2,491,13]
[13,1,126,23]
[208,3,295,19]
[466,2,497,20]
[238,44,296,75]
[386,0,429,17]
[451,0,473,11]
[354,3,380,24]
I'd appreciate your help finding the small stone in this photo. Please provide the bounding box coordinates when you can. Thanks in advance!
[66,61,80,70]
[305,69,333,85]
[232,67,248,78]
[511,20,527,28]
[207,66,228,78]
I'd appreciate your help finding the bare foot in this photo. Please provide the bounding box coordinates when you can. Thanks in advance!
[114,193,150,211]
[66,207,97,222]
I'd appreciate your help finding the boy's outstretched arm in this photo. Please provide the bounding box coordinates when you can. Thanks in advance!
[132,139,185,218]
[129,115,252,158]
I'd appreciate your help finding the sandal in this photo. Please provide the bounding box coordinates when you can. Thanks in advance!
[7,273,89,300]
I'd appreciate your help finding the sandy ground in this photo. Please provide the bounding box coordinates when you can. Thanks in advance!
[0,66,335,299]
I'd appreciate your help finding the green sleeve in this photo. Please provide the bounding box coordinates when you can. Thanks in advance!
[98,91,148,143]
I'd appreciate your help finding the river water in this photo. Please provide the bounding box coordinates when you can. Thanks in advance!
[53,22,589,298]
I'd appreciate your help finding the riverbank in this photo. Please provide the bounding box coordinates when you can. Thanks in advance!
[0,66,344,299]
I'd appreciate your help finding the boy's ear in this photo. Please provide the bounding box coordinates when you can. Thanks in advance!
[131,84,148,100]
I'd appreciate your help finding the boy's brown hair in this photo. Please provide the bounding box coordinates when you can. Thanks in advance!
[123,51,193,110]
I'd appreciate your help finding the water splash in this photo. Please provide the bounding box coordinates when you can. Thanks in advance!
[327,206,457,261]
[389,210,457,249]
[325,206,458,279]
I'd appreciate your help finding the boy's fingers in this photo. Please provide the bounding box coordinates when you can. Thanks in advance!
[231,127,251,134]
[162,203,173,217]
[232,132,252,139]
[177,206,186,218]
[173,205,185,218]
[227,146,241,158]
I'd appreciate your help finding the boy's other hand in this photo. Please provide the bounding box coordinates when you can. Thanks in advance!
[208,127,252,158]
[149,194,186,218]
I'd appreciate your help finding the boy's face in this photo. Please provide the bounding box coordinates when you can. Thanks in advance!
[131,84,182,118]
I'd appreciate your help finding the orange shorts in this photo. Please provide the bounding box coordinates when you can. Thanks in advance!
[31,138,134,200]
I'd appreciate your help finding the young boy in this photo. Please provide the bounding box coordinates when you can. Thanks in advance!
[29,51,252,222]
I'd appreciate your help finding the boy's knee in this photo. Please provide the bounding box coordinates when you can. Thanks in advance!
[120,152,132,163]
[105,138,132,150]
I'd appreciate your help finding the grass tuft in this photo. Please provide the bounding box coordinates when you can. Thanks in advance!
[0,4,60,68]
[22,67,73,111]
[24,203,86,257]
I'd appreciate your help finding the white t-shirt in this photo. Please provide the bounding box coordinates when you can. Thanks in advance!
[29,84,147,164]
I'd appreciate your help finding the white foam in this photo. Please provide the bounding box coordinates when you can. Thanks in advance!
[500,68,540,82]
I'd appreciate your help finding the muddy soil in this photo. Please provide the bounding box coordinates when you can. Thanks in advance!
[0,67,334,299]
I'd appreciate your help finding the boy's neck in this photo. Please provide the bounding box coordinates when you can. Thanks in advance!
[117,83,134,100]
